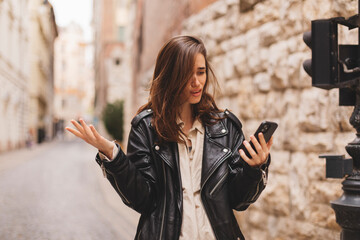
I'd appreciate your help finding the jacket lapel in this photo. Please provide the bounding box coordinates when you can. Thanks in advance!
[201,120,231,188]
[153,141,177,171]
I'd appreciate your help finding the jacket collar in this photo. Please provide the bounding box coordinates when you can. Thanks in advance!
[205,119,228,138]
[201,119,231,187]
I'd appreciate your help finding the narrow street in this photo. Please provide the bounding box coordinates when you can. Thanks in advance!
[0,139,139,240]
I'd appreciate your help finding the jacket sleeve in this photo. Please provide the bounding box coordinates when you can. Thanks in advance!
[226,116,270,211]
[95,121,158,214]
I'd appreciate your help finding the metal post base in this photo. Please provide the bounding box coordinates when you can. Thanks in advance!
[341,229,360,240]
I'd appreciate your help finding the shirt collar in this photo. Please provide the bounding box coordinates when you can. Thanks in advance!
[177,118,204,135]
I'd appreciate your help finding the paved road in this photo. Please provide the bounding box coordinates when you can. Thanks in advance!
[0,140,139,240]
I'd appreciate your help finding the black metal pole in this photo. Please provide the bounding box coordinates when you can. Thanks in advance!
[328,3,360,239]
[330,88,360,239]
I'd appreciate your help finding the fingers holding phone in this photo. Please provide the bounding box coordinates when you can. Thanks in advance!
[239,133,271,167]
[239,121,277,168]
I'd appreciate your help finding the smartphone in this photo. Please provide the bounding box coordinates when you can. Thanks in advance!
[239,121,278,159]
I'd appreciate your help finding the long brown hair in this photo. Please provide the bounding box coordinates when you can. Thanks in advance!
[138,35,222,143]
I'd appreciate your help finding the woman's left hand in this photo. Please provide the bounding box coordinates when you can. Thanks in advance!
[239,133,273,168]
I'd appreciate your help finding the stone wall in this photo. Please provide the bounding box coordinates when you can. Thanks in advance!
[180,0,357,239]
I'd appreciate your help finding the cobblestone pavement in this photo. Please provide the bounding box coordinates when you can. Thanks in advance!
[0,139,139,240]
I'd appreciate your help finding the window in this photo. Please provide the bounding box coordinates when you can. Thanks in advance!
[115,58,121,65]
[62,99,66,108]
[117,26,125,42]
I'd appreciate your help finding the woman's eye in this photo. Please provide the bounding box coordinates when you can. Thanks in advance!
[197,71,205,75]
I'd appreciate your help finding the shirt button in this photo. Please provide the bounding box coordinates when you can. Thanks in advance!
[147,109,152,112]
[155,145,160,151]
[225,110,229,114]
[223,148,229,153]
[221,129,226,133]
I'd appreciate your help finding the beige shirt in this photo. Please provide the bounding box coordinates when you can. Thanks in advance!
[177,119,215,240]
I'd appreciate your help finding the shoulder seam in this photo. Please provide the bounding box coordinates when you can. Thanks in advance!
[224,109,242,129]
[131,109,153,127]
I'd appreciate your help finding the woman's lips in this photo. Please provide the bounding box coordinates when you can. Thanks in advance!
[191,89,202,96]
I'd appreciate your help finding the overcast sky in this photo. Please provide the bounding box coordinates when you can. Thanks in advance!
[49,0,93,41]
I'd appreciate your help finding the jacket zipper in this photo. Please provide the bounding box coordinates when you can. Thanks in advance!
[137,229,142,240]
[250,169,267,202]
[101,163,130,205]
[159,160,167,240]
[200,149,231,240]
[209,171,229,196]
[201,149,231,190]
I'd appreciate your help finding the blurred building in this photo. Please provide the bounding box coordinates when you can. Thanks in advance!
[28,0,58,144]
[92,0,216,143]
[0,0,30,152]
[53,23,94,138]
[92,0,133,140]
[0,0,57,153]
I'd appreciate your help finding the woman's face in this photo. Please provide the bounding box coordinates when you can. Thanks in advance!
[181,53,207,105]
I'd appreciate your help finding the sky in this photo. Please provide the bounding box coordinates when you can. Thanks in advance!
[48,0,93,41]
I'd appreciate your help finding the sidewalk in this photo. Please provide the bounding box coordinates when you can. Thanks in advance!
[0,140,58,173]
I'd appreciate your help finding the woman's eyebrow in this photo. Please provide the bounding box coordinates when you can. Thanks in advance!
[198,67,206,70]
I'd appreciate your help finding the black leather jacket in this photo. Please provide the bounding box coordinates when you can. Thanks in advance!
[96,109,270,240]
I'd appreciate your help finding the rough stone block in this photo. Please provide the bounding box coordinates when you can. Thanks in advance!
[259,173,291,216]
[222,54,236,80]
[333,0,357,16]
[308,180,343,204]
[289,152,311,220]
[232,48,249,76]
[224,78,241,96]
[211,55,226,85]
[268,150,291,174]
[210,0,229,19]
[270,65,289,90]
[240,0,265,12]
[253,72,270,92]
[309,203,340,230]
[267,41,289,71]
[302,0,335,21]
[258,21,283,47]
[253,0,279,24]
[298,88,330,132]
[220,35,246,52]
[287,52,309,89]
[300,132,335,152]
[307,153,326,181]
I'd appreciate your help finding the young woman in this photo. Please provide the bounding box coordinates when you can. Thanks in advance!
[66,35,273,240]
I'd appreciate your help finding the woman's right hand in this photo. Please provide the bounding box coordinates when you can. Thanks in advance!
[65,119,115,159]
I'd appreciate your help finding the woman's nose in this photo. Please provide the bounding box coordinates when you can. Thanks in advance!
[191,76,200,87]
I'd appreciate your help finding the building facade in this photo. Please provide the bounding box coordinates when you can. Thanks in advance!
[93,0,133,140]
[53,23,94,138]
[0,0,57,153]
[0,0,30,152]
[28,0,58,144]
